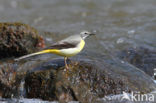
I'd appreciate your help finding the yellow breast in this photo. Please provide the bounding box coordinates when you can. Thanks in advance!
[58,39,85,57]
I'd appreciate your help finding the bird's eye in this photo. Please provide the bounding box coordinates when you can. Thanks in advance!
[84,32,87,34]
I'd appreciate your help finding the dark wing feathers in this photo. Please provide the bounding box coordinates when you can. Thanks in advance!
[42,42,78,50]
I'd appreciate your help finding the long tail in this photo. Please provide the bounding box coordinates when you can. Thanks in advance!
[14,50,54,61]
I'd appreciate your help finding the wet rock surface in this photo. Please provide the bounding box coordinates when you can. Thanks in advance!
[0,55,155,102]
[118,47,156,76]
[0,22,45,59]
[24,60,129,102]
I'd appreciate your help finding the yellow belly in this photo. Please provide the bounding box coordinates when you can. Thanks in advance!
[37,40,85,57]
[58,39,85,57]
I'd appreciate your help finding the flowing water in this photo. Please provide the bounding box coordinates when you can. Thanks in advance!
[0,0,156,55]
[0,0,156,102]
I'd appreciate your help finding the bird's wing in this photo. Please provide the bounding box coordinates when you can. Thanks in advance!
[43,35,82,50]
[43,42,77,50]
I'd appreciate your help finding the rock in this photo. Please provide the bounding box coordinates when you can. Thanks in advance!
[0,22,45,59]
[0,55,155,102]
[24,60,128,103]
[0,62,21,98]
[118,47,156,76]
[25,61,128,103]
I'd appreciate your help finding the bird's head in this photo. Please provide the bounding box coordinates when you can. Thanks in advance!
[80,31,95,39]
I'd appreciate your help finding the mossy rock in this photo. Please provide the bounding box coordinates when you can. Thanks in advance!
[24,60,130,102]
[0,57,155,102]
[0,22,45,59]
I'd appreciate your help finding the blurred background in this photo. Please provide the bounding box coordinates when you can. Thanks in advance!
[0,0,156,58]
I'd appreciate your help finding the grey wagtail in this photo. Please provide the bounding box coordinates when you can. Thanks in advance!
[15,31,95,71]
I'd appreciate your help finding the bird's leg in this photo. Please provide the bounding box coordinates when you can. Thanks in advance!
[64,57,69,72]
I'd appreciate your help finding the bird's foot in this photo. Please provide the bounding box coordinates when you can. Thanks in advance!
[63,66,70,77]
[63,67,69,72]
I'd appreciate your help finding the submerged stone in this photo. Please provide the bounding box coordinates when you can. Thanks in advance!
[118,47,156,76]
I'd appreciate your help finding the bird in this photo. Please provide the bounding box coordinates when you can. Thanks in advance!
[15,31,95,71]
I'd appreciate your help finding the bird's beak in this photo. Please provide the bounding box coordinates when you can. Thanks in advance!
[90,33,96,36]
